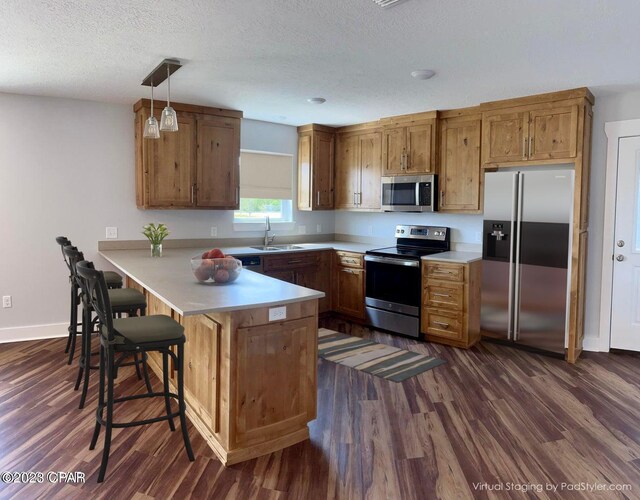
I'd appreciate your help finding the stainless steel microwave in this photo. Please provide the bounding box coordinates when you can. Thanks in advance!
[381,174,437,212]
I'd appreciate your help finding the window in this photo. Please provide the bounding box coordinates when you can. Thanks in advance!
[234,151,294,223]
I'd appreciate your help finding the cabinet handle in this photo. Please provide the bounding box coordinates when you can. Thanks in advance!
[287,259,304,264]
[236,186,239,204]
[317,191,320,206]
[433,321,449,328]
[353,192,356,206]
[433,293,451,297]
[440,190,444,207]
[523,136,528,159]
[191,184,196,204]
[405,152,410,170]
[529,136,533,156]
[357,192,362,205]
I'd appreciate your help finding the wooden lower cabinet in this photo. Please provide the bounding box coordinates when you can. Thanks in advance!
[263,251,331,313]
[333,251,365,320]
[126,278,319,466]
[421,260,481,348]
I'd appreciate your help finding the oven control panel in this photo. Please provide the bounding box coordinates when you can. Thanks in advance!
[395,225,448,241]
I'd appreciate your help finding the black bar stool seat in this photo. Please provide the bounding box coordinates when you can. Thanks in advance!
[108,316,184,345]
[103,271,123,289]
[107,288,146,310]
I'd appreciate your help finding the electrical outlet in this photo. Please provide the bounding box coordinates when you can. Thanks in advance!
[105,227,118,239]
[211,226,218,237]
[316,224,322,233]
[268,306,287,321]
[298,225,307,235]
[475,231,482,243]
[2,296,12,308]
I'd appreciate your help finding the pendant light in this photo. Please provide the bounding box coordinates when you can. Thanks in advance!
[160,63,179,132]
[143,82,160,139]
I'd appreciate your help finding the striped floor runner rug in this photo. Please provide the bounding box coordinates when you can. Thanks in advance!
[318,328,446,382]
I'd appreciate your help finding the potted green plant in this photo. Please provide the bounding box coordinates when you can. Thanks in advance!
[142,223,169,257]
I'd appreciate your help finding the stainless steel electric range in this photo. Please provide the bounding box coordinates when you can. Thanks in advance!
[365,225,450,338]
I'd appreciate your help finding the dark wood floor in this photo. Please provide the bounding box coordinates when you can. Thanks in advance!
[1,320,639,499]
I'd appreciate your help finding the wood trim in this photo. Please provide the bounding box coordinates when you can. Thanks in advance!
[479,87,594,110]
[336,121,383,134]
[133,98,243,118]
[379,110,438,127]
[297,123,337,134]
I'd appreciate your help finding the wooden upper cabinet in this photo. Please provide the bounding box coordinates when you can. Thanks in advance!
[134,99,242,209]
[335,133,360,209]
[358,132,382,209]
[482,104,579,166]
[382,127,406,175]
[146,112,196,208]
[335,130,382,210]
[483,110,529,163]
[439,115,482,212]
[196,116,240,208]
[297,125,335,211]
[382,117,436,175]
[529,105,578,161]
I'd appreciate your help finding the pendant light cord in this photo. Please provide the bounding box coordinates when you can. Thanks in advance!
[150,82,154,115]
[166,64,171,107]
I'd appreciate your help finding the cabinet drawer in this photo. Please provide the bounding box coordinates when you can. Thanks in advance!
[424,282,464,311]
[424,309,464,340]
[425,262,465,282]
[263,252,321,272]
[335,251,364,269]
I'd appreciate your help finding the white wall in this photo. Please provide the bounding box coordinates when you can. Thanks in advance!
[0,92,333,332]
[582,89,640,350]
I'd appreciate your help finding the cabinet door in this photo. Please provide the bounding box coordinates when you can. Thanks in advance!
[196,117,240,208]
[265,270,296,283]
[359,132,382,210]
[335,134,360,209]
[335,267,365,319]
[382,127,406,175]
[297,132,312,210]
[406,122,435,174]
[147,112,196,207]
[182,314,220,434]
[314,131,335,209]
[529,105,578,161]
[483,110,529,163]
[439,117,482,212]
[296,266,330,313]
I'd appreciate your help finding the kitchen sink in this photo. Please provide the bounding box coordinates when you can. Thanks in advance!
[250,244,305,251]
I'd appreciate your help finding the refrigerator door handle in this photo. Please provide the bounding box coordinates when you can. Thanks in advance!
[512,172,525,341]
[507,173,518,340]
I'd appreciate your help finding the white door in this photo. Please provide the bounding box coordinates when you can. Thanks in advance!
[611,136,640,351]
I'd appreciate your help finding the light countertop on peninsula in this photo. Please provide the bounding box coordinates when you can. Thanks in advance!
[99,248,325,316]
[421,251,482,264]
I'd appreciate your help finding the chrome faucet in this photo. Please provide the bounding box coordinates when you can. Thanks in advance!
[264,216,275,247]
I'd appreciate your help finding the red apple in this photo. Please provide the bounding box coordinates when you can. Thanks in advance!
[207,248,225,259]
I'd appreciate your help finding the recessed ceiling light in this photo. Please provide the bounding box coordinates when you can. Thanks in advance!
[307,97,326,104]
[372,0,408,8]
[411,69,436,80]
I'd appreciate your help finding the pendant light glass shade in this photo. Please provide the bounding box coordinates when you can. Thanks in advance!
[143,82,160,139]
[160,64,179,132]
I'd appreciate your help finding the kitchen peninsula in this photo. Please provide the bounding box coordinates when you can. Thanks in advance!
[99,248,324,466]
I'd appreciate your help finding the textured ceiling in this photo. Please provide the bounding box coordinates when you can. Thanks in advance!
[1,0,639,126]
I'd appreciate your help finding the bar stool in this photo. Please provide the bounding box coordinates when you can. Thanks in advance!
[56,237,123,364]
[64,246,152,409]
[76,259,194,483]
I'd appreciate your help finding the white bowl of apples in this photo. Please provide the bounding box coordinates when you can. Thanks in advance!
[191,248,242,284]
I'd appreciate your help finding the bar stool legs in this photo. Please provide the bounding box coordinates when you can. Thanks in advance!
[177,343,195,462]
[162,351,176,432]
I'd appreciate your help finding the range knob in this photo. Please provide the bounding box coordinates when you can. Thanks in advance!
[401,229,405,234]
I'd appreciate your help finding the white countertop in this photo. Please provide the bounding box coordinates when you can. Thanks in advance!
[219,241,377,256]
[99,248,325,316]
[421,251,482,264]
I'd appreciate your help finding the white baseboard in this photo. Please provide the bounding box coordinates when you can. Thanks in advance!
[0,322,68,344]
[582,335,609,353]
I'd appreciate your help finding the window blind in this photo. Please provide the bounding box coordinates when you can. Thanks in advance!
[240,152,293,199]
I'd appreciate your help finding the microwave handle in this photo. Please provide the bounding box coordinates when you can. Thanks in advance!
[415,182,421,206]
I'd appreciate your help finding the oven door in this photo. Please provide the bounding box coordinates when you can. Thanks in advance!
[364,255,421,316]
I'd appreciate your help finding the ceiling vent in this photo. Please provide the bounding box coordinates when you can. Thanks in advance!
[371,0,407,8]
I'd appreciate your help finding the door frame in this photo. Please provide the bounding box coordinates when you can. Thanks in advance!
[599,119,640,351]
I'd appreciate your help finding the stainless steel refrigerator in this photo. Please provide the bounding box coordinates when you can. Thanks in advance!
[481,168,574,355]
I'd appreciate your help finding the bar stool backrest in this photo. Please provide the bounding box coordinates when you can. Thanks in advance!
[62,246,85,290]
[76,260,115,344]
[56,236,73,275]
